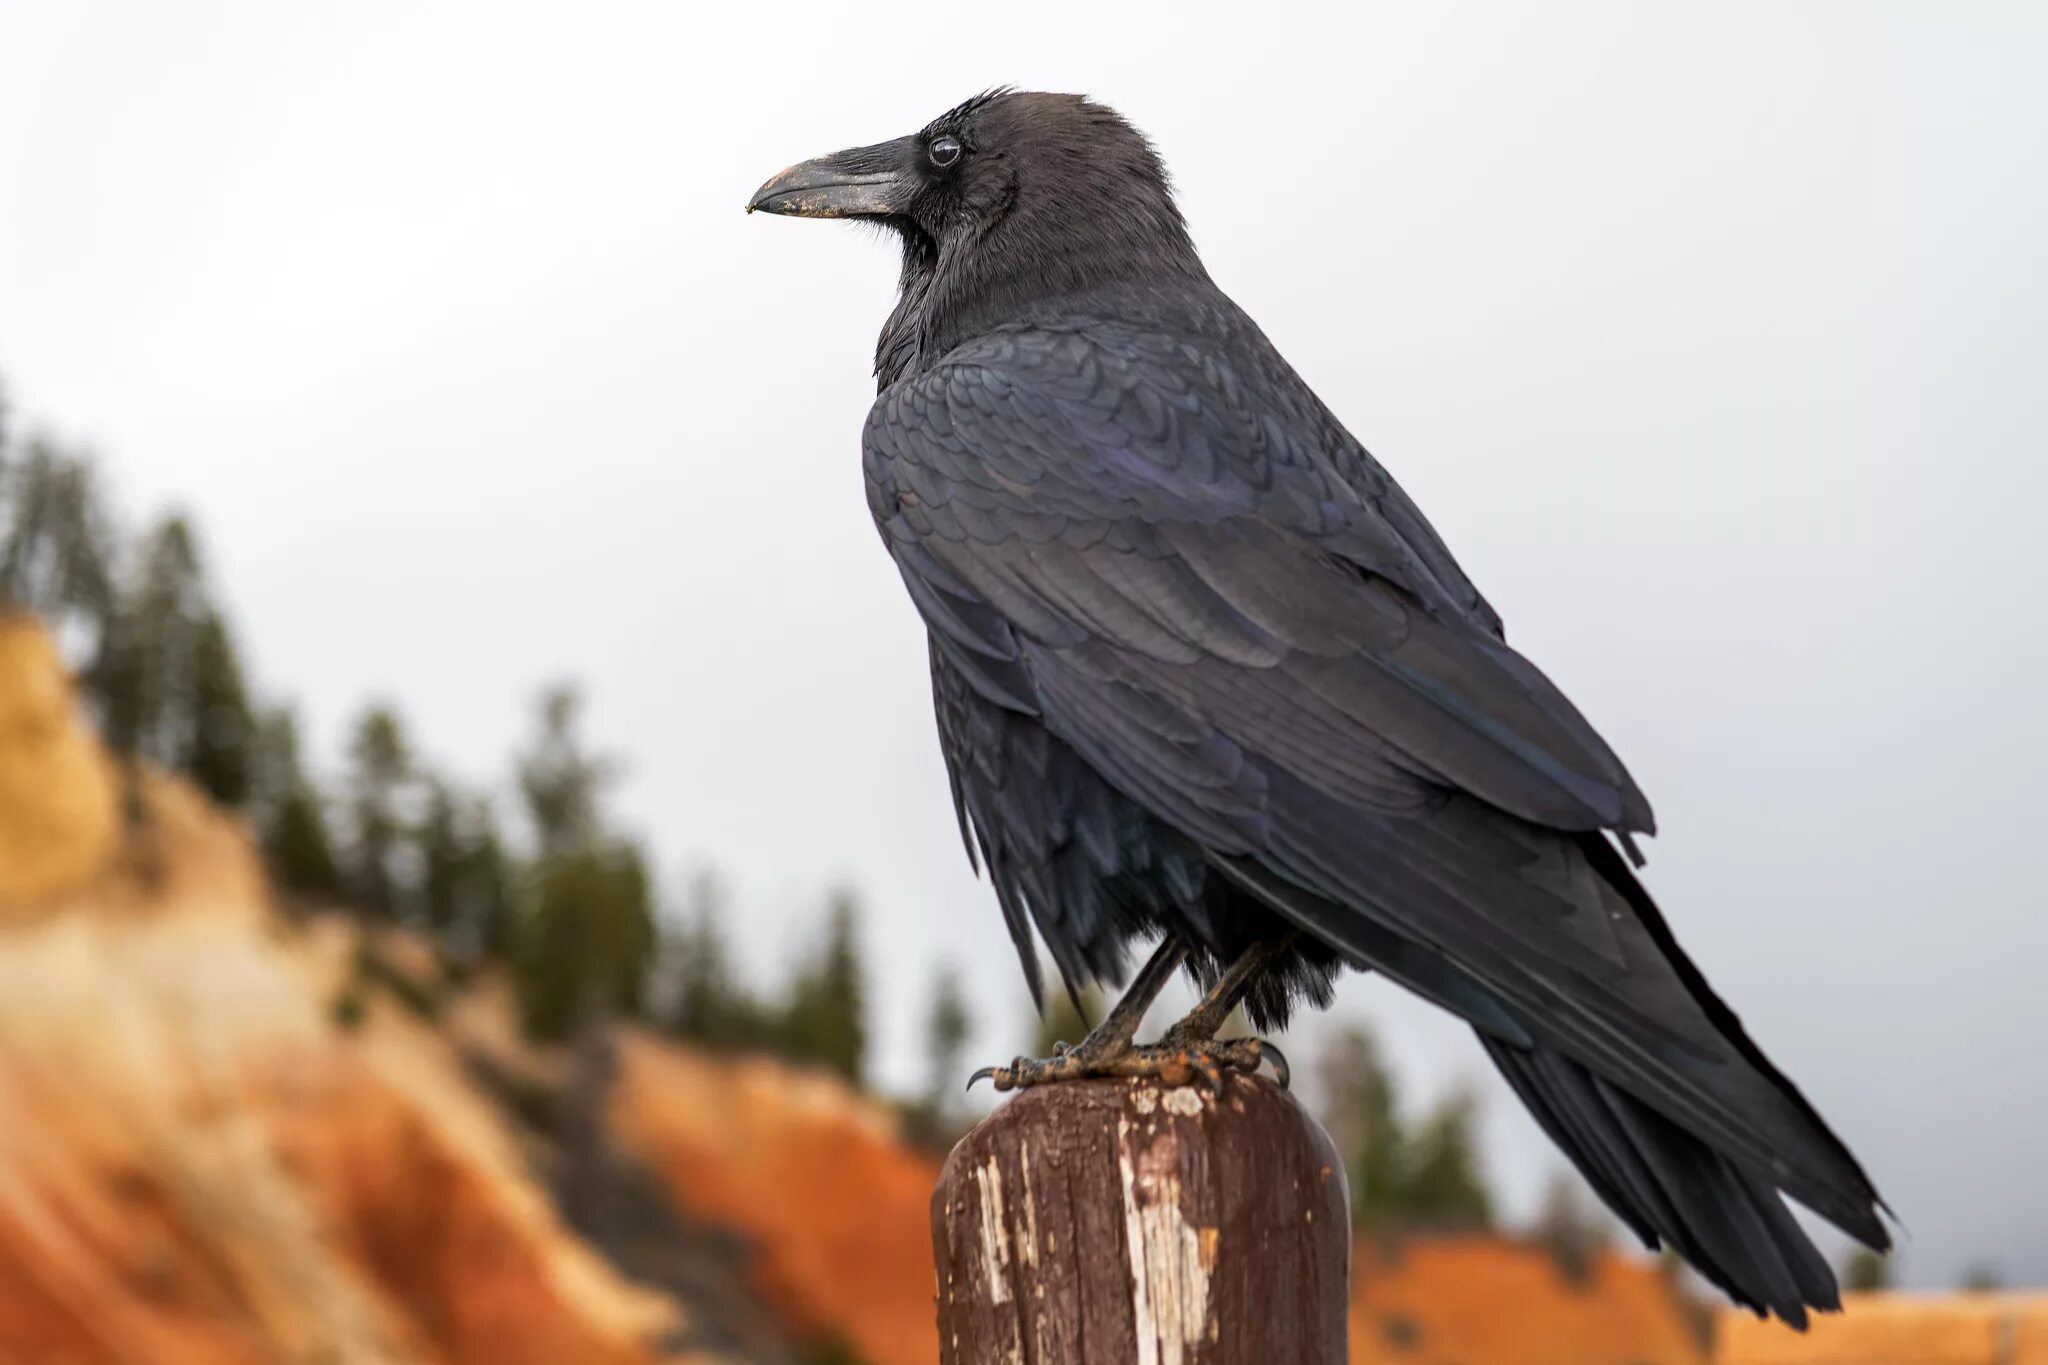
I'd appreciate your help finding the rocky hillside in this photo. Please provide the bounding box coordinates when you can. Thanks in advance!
[0,610,1746,1365]
[0,614,686,1365]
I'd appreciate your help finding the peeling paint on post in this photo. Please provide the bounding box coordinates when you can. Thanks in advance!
[931,1075,1351,1365]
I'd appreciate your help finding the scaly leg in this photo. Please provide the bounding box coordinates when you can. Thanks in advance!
[969,937,1186,1091]
[1153,935,1296,1088]
[969,936,1291,1093]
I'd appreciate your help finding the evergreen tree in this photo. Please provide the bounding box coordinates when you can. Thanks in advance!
[343,703,413,919]
[185,609,256,807]
[0,435,117,650]
[110,514,204,768]
[460,796,517,963]
[416,776,466,938]
[1531,1173,1611,1285]
[923,962,974,1106]
[517,682,608,859]
[779,889,869,1086]
[669,870,764,1048]
[513,843,656,1042]
[1841,1247,1891,1294]
[507,681,656,1041]
[1394,1087,1495,1232]
[1031,974,1106,1058]
[251,706,342,899]
[1960,1262,2003,1294]
[1317,1023,1497,1235]
[1318,1025,1409,1232]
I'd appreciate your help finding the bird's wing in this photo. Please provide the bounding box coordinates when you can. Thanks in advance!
[864,322,1883,1248]
[867,321,1653,835]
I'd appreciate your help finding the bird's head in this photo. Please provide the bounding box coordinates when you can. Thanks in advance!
[749,90,1206,381]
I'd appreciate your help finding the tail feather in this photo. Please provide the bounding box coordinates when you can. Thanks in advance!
[1484,1035,1842,1326]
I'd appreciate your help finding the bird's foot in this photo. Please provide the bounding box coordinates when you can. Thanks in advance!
[968,1035,1287,1095]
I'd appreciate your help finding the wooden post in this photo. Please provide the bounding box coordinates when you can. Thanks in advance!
[931,1074,1351,1365]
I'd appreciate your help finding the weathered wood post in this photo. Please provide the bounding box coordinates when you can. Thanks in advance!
[931,1074,1351,1364]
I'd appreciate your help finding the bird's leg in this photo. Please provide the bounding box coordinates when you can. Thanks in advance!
[1148,935,1296,1089]
[970,937,1186,1092]
[970,936,1293,1094]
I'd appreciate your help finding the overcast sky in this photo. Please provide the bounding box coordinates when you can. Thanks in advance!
[4,1,2044,1290]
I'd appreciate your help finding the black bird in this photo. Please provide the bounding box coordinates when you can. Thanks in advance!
[749,90,1887,1325]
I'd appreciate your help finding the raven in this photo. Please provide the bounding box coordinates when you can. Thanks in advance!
[749,90,1887,1324]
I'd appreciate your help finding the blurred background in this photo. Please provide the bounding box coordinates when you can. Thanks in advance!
[2,2,2044,1363]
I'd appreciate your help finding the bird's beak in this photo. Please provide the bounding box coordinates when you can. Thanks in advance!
[746,137,918,219]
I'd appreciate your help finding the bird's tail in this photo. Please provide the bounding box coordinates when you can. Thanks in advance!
[1474,834,1891,1328]
[1481,1033,1843,1327]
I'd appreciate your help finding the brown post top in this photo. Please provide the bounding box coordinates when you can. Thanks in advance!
[931,1074,1351,1365]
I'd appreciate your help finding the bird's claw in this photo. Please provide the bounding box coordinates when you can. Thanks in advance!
[966,1063,1013,1093]
[963,1035,1289,1094]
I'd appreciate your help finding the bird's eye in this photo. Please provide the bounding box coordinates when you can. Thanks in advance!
[928,136,963,169]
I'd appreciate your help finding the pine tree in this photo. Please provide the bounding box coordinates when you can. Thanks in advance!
[185,610,256,807]
[416,776,466,938]
[779,889,869,1087]
[343,703,413,919]
[1397,1087,1495,1232]
[923,962,974,1106]
[1531,1173,1611,1285]
[1031,973,1106,1058]
[0,435,116,648]
[1318,1025,1409,1232]
[460,797,517,963]
[1960,1262,2003,1294]
[112,515,204,768]
[513,843,656,1041]
[1840,1246,1890,1294]
[251,706,342,900]
[517,682,608,860]
[507,681,656,1041]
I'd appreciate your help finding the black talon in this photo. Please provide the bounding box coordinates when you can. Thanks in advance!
[1258,1040,1291,1089]
[966,1065,1003,1092]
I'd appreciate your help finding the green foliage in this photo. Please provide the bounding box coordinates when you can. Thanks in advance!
[1841,1246,1891,1294]
[1318,1022,1497,1236]
[417,778,466,936]
[1031,976,1106,1058]
[107,515,203,768]
[778,889,869,1086]
[1318,1025,1408,1227]
[518,682,609,860]
[668,872,773,1049]
[1960,1261,2004,1294]
[251,706,343,900]
[799,1333,868,1365]
[185,609,256,807]
[343,702,413,919]
[1532,1173,1613,1285]
[923,961,973,1105]
[512,845,656,1042]
[0,433,117,646]
[1399,1087,1494,1231]
[78,512,259,817]
[508,683,656,1043]
[459,797,517,962]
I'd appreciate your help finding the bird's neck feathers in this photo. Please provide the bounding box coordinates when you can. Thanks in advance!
[874,162,1208,390]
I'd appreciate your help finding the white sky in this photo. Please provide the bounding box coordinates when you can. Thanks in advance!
[4,1,2045,1290]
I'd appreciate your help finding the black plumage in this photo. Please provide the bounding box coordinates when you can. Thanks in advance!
[749,89,1887,1325]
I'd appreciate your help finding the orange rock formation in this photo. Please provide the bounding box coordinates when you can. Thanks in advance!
[611,1035,942,1365]
[1717,1291,2048,1365]
[1348,1236,1708,1365]
[0,615,687,1365]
